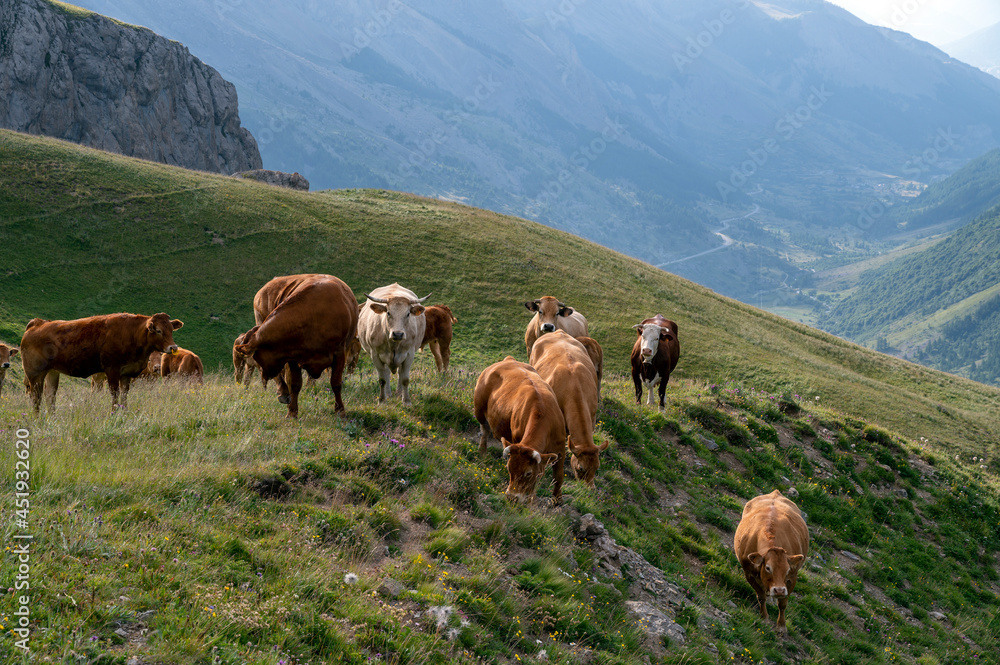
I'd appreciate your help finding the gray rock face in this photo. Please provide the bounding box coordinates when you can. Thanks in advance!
[0,0,261,174]
[234,169,309,191]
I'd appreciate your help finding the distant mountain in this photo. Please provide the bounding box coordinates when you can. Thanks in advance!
[822,200,1000,384]
[0,0,261,174]
[69,0,1000,272]
[872,148,1000,235]
[947,21,1000,79]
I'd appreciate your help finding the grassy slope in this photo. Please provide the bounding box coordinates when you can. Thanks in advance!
[0,131,999,664]
[2,130,999,454]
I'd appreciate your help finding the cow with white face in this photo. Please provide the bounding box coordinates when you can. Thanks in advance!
[630,315,680,410]
[358,283,430,405]
[523,296,588,356]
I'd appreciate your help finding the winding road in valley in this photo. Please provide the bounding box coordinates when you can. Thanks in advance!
[656,204,758,268]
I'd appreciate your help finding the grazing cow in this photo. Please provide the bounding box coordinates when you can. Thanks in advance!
[474,357,568,503]
[357,283,430,405]
[233,332,260,387]
[234,274,358,417]
[734,490,809,634]
[20,313,183,412]
[529,331,607,487]
[420,305,457,372]
[91,351,160,392]
[631,315,680,410]
[0,342,18,399]
[523,296,588,356]
[160,347,204,383]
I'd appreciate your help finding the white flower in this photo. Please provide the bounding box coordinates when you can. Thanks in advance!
[426,605,454,629]
[537,650,548,660]
[343,573,359,584]
[446,628,460,641]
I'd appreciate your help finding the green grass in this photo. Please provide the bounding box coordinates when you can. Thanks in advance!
[0,130,999,663]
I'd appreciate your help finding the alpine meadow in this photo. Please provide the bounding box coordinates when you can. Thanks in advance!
[1,130,1000,664]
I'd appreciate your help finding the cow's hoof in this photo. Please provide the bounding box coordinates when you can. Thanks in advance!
[277,395,291,404]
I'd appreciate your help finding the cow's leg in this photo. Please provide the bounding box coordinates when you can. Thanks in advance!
[658,374,668,410]
[275,364,291,404]
[441,340,451,373]
[285,362,302,418]
[329,351,348,414]
[645,378,657,406]
[42,371,60,412]
[551,451,565,504]
[120,376,132,408]
[632,365,643,404]
[0,372,5,399]
[105,369,122,410]
[26,372,46,414]
[776,597,789,634]
[373,357,391,403]
[398,353,415,406]
[430,341,445,373]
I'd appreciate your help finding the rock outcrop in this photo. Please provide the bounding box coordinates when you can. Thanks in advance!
[0,0,262,174]
[233,169,309,191]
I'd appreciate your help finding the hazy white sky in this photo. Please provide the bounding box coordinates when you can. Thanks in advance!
[826,0,1000,46]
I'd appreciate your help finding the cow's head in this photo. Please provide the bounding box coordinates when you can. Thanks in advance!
[365,293,430,342]
[568,437,610,487]
[146,314,183,355]
[502,438,558,503]
[147,350,163,374]
[345,337,363,374]
[525,296,573,334]
[746,547,805,600]
[0,343,18,369]
[633,323,674,365]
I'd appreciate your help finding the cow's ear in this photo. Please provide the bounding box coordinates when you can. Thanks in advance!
[501,438,513,460]
[597,440,610,452]
[787,554,805,572]
[171,319,184,330]
[747,553,764,569]
[540,453,559,468]
[632,324,644,333]
[559,306,574,317]
[370,303,388,314]
[410,305,425,316]
[565,435,578,453]
[234,343,256,356]
[524,300,539,312]
[8,348,17,357]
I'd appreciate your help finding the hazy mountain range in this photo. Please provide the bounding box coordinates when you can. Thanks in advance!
[71,0,1000,277]
[947,21,1000,79]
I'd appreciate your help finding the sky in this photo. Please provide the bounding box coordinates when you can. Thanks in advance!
[826,0,1000,47]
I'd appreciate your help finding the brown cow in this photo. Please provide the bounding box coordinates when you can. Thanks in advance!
[529,330,607,487]
[234,274,358,417]
[734,490,809,634]
[160,347,204,383]
[91,350,160,392]
[419,305,457,372]
[631,315,680,410]
[474,357,568,503]
[523,296,588,356]
[20,313,183,412]
[0,342,18,399]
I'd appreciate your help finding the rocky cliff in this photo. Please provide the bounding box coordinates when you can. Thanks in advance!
[0,0,262,174]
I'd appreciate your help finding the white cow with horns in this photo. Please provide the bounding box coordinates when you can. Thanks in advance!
[357,283,431,405]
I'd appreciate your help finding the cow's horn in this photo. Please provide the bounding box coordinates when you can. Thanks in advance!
[502,444,512,460]
[364,293,389,304]
[411,292,432,304]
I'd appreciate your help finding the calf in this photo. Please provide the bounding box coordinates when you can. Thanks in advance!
[20,313,183,412]
[734,490,809,634]
[420,305,457,372]
[530,331,608,487]
[523,296,588,356]
[474,357,568,503]
[0,342,18,399]
[160,347,204,383]
[630,315,680,410]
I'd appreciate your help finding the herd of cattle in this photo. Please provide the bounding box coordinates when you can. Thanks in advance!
[0,272,808,633]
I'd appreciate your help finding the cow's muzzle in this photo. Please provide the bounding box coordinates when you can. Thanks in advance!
[166,345,179,355]
[390,331,406,341]
[769,587,788,598]
[540,323,555,333]
[0,362,9,369]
